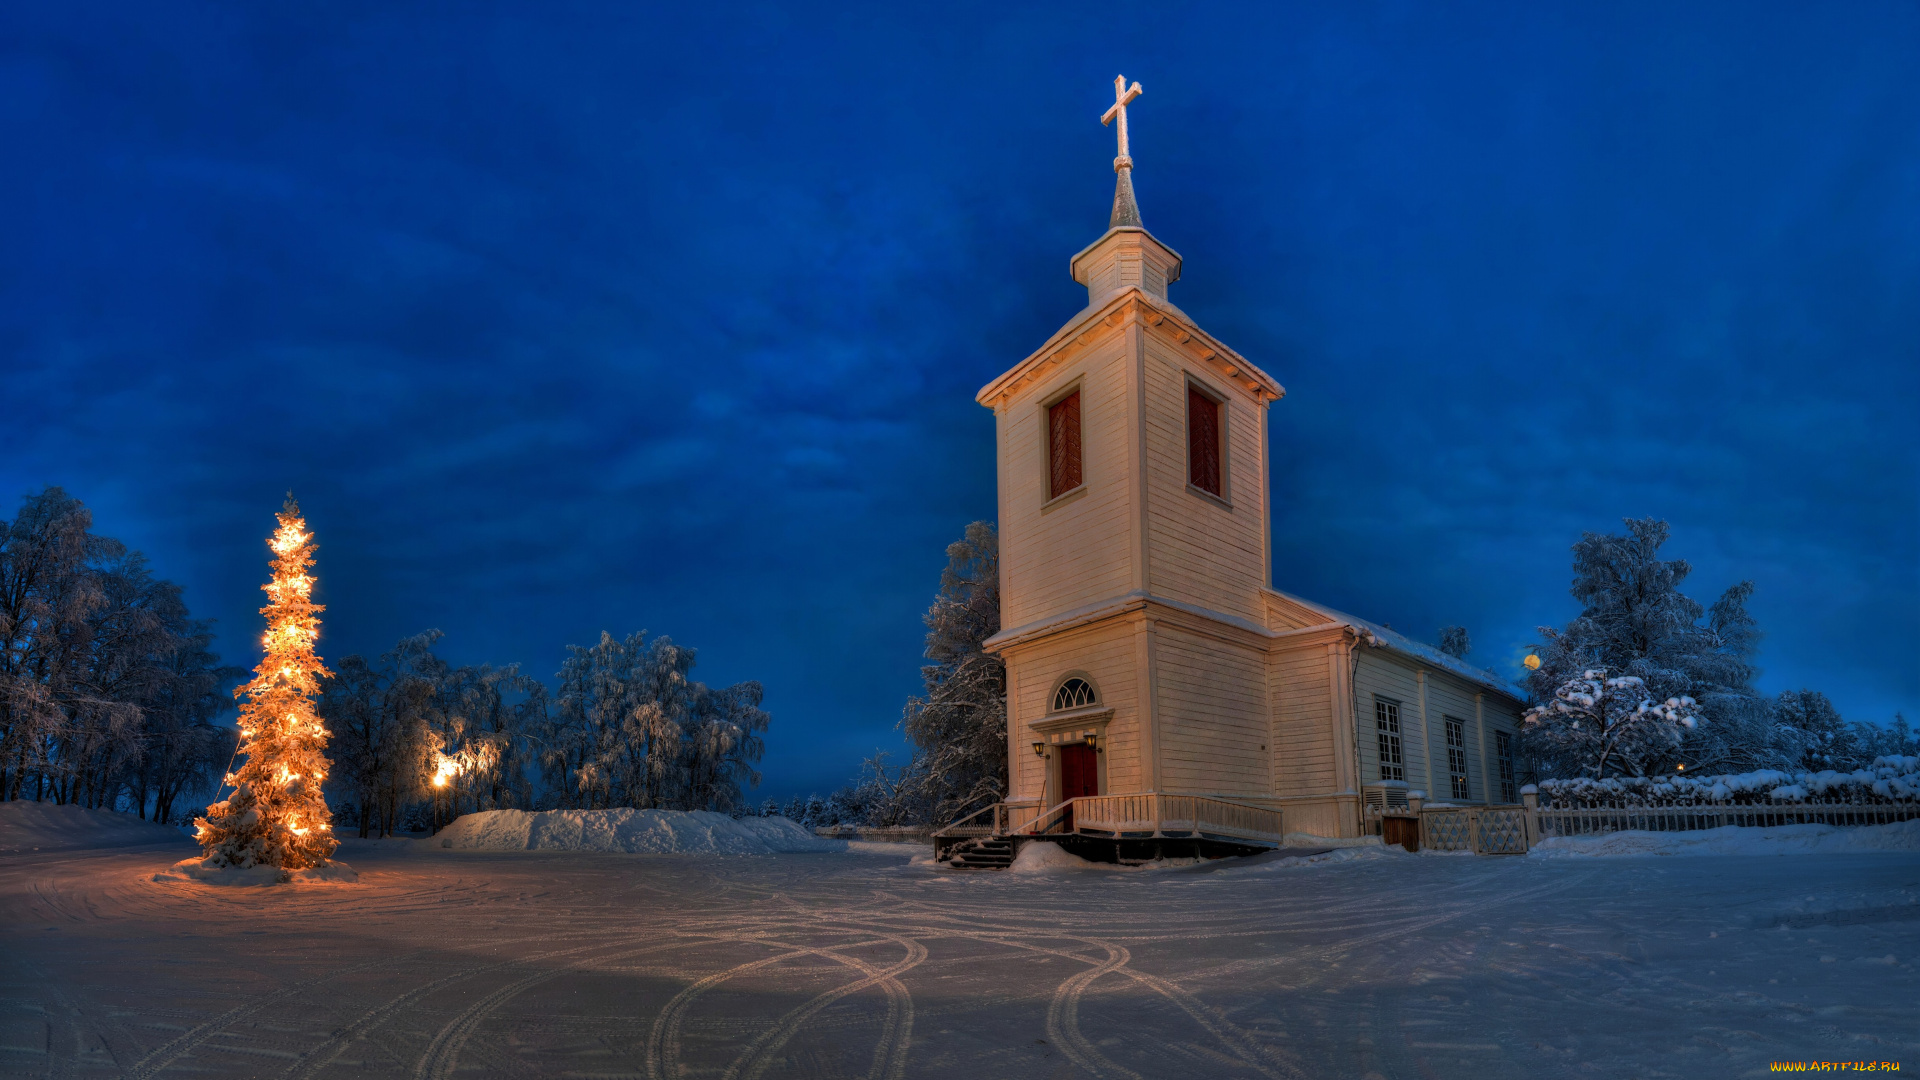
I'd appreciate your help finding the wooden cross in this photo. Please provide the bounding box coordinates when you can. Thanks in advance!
[1101,75,1143,171]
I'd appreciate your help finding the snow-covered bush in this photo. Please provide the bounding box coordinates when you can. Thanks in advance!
[1772,689,1869,771]
[1521,518,1780,777]
[1537,756,1920,808]
[1522,668,1703,778]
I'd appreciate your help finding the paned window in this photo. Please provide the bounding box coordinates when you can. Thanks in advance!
[1446,717,1470,800]
[1374,698,1404,781]
[1187,385,1222,496]
[1048,390,1082,498]
[1496,731,1517,803]
[1052,677,1096,712]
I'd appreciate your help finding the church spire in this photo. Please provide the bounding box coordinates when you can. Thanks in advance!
[1070,73,1181,310]
[1102,75,1144,229]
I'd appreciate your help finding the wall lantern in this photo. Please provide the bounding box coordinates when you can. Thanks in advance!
[1084,733,1100,752]
[1032,741,1047,757]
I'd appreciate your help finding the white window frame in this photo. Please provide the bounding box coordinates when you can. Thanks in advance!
[1445,716,1470,800]
[1374,697,1404,782]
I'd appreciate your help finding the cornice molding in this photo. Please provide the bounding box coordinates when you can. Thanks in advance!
[975,289,1285,411]
[1028,706,1116,736]
[987,589,1523,704]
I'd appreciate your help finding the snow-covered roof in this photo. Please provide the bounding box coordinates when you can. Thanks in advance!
[1266,588,1526,703]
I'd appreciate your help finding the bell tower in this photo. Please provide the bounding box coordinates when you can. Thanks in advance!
[978,76,1285,810]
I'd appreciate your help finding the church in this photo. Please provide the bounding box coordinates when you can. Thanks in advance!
[943,78,1526,863]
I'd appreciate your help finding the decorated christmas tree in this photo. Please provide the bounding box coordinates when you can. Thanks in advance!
[194,496,339,874]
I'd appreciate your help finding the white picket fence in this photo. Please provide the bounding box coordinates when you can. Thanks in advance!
[1532,800,1920,839]
[1387,796,1919,855]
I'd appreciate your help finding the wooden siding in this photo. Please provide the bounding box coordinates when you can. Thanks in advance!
[1427,676,1483,801]
[1269,642,1338,797]
[1008,619,1142,801]
[1153,627,1268,797]
[1000,330,1135,629]
[1276,798,1347,839]
[1354,650,1427,791]
[1352,647,1527,804]
[1140,334,1267,622]
[1263,590,1330,632]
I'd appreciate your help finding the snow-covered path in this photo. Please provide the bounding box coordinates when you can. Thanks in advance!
[2,832,1916,1079]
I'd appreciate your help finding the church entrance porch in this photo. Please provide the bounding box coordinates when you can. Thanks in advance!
[932,793,1287,869]
[1058,743,1099,830]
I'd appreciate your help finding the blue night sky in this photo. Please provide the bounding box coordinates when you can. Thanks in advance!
[4,3,1916,800]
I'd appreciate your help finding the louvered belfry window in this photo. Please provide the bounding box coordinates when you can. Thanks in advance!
[1048,390,1082,498]
[1187,385,1222,496]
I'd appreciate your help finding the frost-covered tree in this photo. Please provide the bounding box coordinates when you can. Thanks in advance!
[321,632,440,836]
[195,498,340,873]
[131,616,243,824]
[547,631,689,810]
[1522,668,1704,778]
[1436,626,1471,660]
[1,488,236,815]
[897,521,1006,823]
[1855,713,1918,760]
[682,679,770,815]
[541,629,769,814]
[322,631,548,835]
[0,489,135,803]
[433,660,541,814]
[822,751,921,827]
[1524,518,1774,777]
[1772,689,1864,772]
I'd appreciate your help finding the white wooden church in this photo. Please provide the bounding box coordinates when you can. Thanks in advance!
[940,79,1526,864]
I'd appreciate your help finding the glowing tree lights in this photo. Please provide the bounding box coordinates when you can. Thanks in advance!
[194,496,340,874]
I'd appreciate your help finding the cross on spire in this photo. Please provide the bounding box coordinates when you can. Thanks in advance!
[1100,75,1144,229]
[1101,75,1143,172]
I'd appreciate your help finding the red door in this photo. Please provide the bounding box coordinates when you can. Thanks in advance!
[1059,743,1099,831]
[1060,743,1099,799]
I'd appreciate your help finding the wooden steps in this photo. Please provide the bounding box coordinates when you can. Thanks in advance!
[944,837,1015,870]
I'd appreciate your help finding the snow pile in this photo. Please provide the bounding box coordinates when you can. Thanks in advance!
[1007,841,1119,873]
[1531,819,1920,858]
[0,800,193,854]
[153,857,359,886]
[1280,832,1387,849]
[433,809,841,855]
[1538,755,1920,807]
[1213,845,1402,874]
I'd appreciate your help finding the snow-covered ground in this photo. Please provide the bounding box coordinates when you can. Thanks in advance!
[1532,819,1920,858]
[2,806,1916,1079]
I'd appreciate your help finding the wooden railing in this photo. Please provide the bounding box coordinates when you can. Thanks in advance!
[1017,793,1284,846]
[1004,800,1041,834]
[931,801,1003,839]
[931,800,1043,859]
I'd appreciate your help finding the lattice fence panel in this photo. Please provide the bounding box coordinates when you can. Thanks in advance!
[1422,811,1475,852]
[1474,809,1529,854]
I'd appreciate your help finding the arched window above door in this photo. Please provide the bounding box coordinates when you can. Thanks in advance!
[1052,676,1097,712]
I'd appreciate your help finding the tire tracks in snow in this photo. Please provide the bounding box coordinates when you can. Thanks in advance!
[643,932,925,1080]
[290,935,671,1080]
[124,931,593,1080]
[411,937,708,1080]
